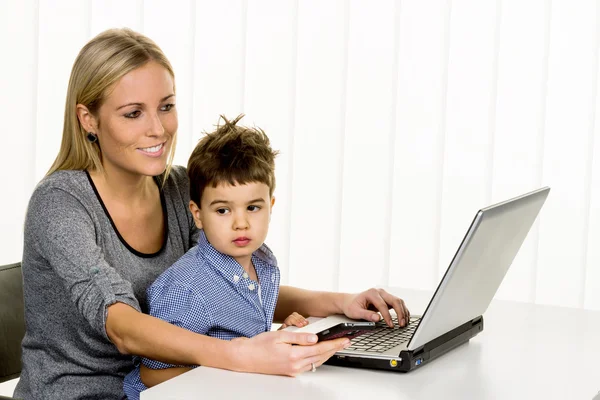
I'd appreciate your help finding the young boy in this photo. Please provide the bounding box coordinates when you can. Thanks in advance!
[123,115,307,399]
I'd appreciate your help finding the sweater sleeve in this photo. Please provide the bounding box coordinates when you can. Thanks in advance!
[25,185,141,341]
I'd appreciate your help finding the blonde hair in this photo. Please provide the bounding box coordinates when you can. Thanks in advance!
[47,28,177,180]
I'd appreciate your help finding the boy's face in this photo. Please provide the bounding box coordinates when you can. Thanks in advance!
[189,181,275,268]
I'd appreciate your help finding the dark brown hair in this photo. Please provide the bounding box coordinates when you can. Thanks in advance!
[187,114,279,206]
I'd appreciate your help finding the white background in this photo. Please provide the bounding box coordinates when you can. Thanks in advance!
[1,0,599,311]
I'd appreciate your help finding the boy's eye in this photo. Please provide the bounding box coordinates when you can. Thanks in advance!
[247,205,261,212]
[124,110,141,118]
[216,208,230,215]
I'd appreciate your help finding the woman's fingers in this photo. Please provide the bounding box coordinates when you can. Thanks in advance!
[289,337,350,375]
[369,290,395,327]
[289,337,349,359]
[378,289,410,326]
[342,288,411,327]
[301,353,331,372]
[234,330,351,376]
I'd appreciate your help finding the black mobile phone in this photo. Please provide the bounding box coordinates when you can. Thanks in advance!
[316,321,376,341]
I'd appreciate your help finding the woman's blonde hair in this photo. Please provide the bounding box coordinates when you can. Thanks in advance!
[47,28,177,179]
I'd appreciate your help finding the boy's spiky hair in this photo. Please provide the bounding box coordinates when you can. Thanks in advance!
[187,114,279,206]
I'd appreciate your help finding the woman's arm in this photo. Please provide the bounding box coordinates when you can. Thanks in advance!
[106,302,230,367]
[275,286,410,328]
[274,286,347,320]
[106,302,350,377]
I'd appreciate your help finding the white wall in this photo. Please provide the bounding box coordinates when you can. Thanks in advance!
[1,0,599,310]
[0,379,18,397]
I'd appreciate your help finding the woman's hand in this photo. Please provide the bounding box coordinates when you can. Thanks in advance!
[278,312,308,330]
[233,330,350,376]
[341,288,410,328]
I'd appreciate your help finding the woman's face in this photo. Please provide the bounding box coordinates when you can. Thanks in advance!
[94,61,177,178]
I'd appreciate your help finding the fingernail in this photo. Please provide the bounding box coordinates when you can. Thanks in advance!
[401,319,406,326]
[371,314,380,322]
[343,340,352,348]
[308,335,318,343]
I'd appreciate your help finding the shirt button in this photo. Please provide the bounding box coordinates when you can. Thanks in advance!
[233,275,240,283]
[248,283,255,291]
[242,272,249,279]
[91,267,99,275]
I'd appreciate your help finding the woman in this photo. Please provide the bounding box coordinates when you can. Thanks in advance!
[15,28,409,399]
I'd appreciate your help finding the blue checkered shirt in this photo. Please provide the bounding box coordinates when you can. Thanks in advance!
[123,231,279,399]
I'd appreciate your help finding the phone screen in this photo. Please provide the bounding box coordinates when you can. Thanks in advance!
[317,323,376,341]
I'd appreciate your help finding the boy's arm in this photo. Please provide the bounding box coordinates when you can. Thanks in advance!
[140,364,192,388]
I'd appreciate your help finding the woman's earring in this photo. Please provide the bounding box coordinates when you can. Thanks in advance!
[86,132,98,143]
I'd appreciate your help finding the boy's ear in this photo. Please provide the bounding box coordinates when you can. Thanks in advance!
[189,200,203,229]
[269,196,275,220]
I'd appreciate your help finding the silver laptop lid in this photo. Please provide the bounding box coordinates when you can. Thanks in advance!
[407,187,550,351]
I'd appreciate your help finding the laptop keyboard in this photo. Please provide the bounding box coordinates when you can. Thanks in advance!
[345,316,421,353]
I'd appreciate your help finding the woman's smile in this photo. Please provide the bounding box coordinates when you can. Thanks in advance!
[137,142,166,157]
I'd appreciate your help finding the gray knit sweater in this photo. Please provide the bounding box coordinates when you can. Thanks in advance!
[14,166,199,400]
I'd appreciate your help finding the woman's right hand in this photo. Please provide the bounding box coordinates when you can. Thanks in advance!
[232,330,351,376]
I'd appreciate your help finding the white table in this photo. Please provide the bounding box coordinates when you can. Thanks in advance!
[141,289,600,400]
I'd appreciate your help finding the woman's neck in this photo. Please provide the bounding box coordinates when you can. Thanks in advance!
[88,165,158,204]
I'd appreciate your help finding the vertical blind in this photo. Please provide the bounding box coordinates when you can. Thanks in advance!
[1,0,598,310]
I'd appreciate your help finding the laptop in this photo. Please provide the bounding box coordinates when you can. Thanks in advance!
[323,187,550,372]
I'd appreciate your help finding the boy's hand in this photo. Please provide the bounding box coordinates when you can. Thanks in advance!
[278,312,308,330]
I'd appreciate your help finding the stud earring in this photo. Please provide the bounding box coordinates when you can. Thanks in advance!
[86,132,98,143]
